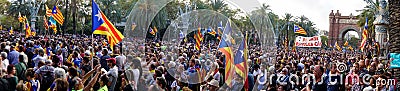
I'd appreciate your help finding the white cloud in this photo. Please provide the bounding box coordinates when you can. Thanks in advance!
[254,0,367,31]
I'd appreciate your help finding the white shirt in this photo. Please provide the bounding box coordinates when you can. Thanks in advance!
[171,81,181,91]
[115,55,126,71]
[2,59,9,72]
[213,71,221,82]
[253,69,262,76]
[33,55,47,67]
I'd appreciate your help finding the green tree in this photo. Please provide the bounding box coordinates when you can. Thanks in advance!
[356,0,381,38]
[0,15,19,30]
[0,0,10,14]
[348,37,360,50]
[320,35,328,47]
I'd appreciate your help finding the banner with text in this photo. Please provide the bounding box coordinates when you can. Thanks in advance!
[295,36,322,47]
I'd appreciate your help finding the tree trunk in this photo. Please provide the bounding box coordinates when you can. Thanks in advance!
[72,0,76,34]
[63,0,69,35]
[389,0,400,53]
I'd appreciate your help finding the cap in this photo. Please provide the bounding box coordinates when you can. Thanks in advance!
[208,79,219,87]
[106,58,116,65]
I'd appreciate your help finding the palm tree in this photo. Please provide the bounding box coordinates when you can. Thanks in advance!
[249,3,273,46]
[0,0,10,14]
[124,0,170,38]
[357,0,380,38]
[7,1,30,18]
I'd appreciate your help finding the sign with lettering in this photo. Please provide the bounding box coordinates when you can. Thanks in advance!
[295,36,322,47]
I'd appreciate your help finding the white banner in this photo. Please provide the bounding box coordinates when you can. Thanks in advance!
[295,36,322,47]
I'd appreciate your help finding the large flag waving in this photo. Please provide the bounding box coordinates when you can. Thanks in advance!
[194,27,203,50]
[52,5,64,25]
[360,18,368,52]
[92,0,124,50]
[234,33,248,90]
[294,24,307,35]
[218,20,234,87]
[25,19,32,38]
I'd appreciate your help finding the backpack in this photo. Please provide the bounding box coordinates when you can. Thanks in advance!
[0,78,11,91]
[16,62,27,81]
[40,67,55,91]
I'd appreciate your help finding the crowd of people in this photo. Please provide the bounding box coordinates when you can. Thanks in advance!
[0,30,398,91]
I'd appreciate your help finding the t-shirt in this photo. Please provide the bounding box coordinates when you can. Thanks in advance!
[32,55,46,67]
[26,79,40,91]
[98,85,108,91]
[311,77,327,91]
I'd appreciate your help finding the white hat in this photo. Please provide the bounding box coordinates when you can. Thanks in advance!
[208,79,219,87]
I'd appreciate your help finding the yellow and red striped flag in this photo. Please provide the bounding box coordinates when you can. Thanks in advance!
[52,5,64,25]
[45,5,52,17]
[18,12,25,23]
[25,20,32,38]
[360,18,368,52]
[194,27,203,50]
[294,24,307,35]
[43,16,49,30]
[92,0,124,51]
[218,21,234,87]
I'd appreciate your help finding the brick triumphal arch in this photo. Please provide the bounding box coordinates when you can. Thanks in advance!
[329,10,362,46]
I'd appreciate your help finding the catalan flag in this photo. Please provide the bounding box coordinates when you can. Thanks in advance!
[218,21,234,87]
[45,5,52,17]
[294,24,307,35]
[8,27,13,35]
[92,0,124,51]
[18,12,24,23]
[194,27,203,50]
[335,41,342,51]
[234,32,248,90]
[153,26,158,33]
[207,26,216,36]
[52,5,64,25]
[344,41,349,47]
[25,20,32,38]
[360,18,368,52]
[216,21,223,41]
[43,16,49,30]
[149,27,155,35]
